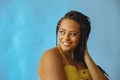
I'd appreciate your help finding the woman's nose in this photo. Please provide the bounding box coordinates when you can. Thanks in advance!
[64,33,70,41]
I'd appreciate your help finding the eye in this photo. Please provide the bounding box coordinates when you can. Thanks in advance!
[70,33,77,36]
[59,30,65,35]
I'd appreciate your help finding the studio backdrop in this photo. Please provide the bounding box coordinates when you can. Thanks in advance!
[0,0,120,80]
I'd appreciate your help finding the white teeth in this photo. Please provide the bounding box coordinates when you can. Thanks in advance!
[63,42,71,46]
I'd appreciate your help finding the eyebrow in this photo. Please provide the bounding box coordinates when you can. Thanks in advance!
[59,28,79,33]
[58,28,65,31]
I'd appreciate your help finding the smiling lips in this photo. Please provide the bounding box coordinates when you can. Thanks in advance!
[62,41,72,46]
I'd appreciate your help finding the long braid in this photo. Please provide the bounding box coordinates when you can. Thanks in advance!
[55,10,109,77]
[56,11,91,63]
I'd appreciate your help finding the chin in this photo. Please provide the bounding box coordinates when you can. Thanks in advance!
[60,44,74,52]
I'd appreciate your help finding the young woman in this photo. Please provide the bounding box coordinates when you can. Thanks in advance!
[38,10,109,80]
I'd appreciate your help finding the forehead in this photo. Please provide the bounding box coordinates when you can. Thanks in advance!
[59,19,80,31]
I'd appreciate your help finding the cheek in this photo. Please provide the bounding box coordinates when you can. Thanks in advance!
[73,37,80,44]
[57,35,61,43]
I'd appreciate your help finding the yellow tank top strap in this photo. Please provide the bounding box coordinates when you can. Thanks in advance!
[57,46,68,65]
[57,46,92,80]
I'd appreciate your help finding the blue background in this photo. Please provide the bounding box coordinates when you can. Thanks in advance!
[0,0,120,80]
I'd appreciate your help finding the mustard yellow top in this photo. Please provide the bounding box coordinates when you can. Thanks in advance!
[57,46,92,80]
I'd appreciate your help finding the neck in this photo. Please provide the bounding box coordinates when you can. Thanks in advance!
[64,50,75,60]
[58,45,75,59]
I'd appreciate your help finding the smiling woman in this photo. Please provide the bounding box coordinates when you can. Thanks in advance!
[58,19,80,53]
[38,10,109,80]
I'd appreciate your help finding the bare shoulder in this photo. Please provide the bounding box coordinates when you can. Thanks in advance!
[38,47,66,80]
[40,47,60,63]
[38,47,60,73]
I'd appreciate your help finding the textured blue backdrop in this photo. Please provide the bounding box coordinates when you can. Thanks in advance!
[0,0,120,80]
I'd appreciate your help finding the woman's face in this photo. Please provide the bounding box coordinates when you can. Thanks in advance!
[58,19,81,53]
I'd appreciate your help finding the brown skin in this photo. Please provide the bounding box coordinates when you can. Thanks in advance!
[38,19,108,80]
[58,19,81,58]
[84,45,108,80]
[38,47,67,80]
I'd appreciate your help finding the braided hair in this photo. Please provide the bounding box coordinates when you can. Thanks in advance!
[56,11,109,78]
[56,10,91,65]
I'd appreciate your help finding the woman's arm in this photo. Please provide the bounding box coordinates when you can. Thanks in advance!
[38,49,67,80]
[84,45,109,80]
